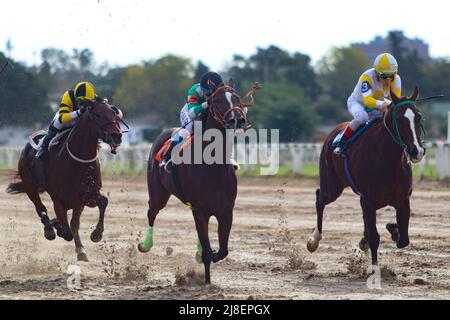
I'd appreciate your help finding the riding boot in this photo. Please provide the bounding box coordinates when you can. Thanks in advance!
[159,140,177,171]
[334,135,350,156]
[35,135,52,160]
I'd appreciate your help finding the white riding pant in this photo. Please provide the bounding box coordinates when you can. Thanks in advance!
[347,98,383,131]
[171,104,195,142]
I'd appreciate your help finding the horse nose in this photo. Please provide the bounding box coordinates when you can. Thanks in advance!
[410,146,419,159]
[111,132,122,145]
[227,118,237,129]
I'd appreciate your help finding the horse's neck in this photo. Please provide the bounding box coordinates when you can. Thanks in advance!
[67,115,98,158]
[203,115,232,166]
[373,121,407,167]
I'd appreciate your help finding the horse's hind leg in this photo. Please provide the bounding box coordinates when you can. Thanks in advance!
[193,211,213,284]
[19,162,55,240]
[307,183,344,253]
[71,206,88,262]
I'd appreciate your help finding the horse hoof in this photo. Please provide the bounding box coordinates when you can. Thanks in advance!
[307,239,319,253]
[44,227,56,241]
[77,252,89,262]
[359,238,370,252]
[195,252,203,264]
[138,242,151,253]
[90,230,103,243]
[63,232,74,242]
[397,238,410,249]
[386,223,400,242]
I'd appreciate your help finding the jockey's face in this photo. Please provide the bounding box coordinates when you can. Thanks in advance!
[378,73,395,87]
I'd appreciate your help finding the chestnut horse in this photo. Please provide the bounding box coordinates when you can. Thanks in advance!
[7,100,123,261]
[307,88,426,268]
[138,80,259,284]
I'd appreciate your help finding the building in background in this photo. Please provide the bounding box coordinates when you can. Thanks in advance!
[352,30,430,63]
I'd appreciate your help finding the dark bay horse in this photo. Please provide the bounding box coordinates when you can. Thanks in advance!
[307,88,426,268]
[138,80,259,284]
[7,100,123,261]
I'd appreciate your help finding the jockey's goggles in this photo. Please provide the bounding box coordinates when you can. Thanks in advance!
[379,73,396,80]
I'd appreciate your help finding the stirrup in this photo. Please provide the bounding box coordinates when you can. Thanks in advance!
[334,145,345,156]
[35,147,47,159]
[163,159,174,173]
[229,158,240,171]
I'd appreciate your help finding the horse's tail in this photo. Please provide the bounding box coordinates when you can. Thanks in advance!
[6,181,25,194]
[6,173,45,195]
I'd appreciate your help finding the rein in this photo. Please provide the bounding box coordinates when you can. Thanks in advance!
[383,100,427,150]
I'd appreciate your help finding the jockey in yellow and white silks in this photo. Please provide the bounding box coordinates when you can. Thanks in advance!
[35,81,97,159]
[334,53,402,155]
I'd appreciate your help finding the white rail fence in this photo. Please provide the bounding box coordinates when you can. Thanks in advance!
[1,142,449,179]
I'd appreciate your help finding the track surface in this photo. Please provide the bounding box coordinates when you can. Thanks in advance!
[0,172,449,300]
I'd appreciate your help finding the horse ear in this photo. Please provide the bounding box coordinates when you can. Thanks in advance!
[208,79,218,93]
[411,86,419,101]
[390,89,399,106]
[228,78,235,88]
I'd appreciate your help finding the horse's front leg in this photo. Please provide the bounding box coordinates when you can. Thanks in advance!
[71,206,88,261]
[393,199,410,249]
[193,210,213,284]
[90,194,108,243]
[360,196,379,266]
[52,201,73,241]
[213,211,233,263]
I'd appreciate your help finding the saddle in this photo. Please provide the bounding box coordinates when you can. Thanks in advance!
[30,129,72,152]
[331,119,380,196]
[331,119,379,156]
[28,128,72,189]
[155,134,194,163]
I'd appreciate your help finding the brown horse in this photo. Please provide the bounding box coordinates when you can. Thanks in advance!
[138,80,259,284]
[7,100,123,261]
[307,87,426,268]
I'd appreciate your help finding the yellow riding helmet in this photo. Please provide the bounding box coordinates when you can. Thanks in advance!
[374,53,398,75]
[74,81,96,101]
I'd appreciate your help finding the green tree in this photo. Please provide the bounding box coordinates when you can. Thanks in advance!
[193,60,209,83]
[316,46,370,124]
[0,53,51,127]
[250,81,318,142]
[114,55,194,125]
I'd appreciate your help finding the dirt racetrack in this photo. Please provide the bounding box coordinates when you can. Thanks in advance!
[0,171,449,300]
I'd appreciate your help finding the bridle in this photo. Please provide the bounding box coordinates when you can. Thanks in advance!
[208,82,260,129]
[383,100,427,150]
[66,102,126,163]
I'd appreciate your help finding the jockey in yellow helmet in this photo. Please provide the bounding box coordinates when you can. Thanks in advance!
[334,53,402,155]
[35,81,97,159]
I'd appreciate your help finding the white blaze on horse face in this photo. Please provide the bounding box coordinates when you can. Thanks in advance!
[225,92,235,119]
[404,109,425,161]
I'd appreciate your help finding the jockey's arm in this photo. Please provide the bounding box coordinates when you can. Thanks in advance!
[360,75,385,111]
[186,94,208,120]
[58,105,82,124]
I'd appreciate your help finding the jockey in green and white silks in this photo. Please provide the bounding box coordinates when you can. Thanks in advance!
[159,71,224,171]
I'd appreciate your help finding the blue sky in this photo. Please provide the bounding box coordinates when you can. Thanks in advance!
[1,0,449,69]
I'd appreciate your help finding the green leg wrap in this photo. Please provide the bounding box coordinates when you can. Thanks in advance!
[196,239,203,256]
[142,226,154,251]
